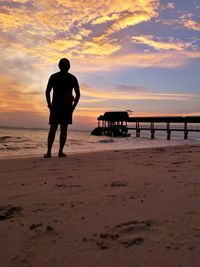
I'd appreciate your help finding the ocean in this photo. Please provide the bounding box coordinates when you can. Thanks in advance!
[0,126,200,159]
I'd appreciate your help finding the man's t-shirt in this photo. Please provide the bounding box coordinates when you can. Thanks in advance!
[48,71,78,107]
[48,71,79,124]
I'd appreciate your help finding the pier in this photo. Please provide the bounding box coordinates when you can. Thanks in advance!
[128,116,200,140]
[91,112,200,139]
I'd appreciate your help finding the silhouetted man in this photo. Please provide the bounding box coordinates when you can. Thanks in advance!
[44,58,80,158]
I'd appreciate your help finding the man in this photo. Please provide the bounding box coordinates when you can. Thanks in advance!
[44,58,80,158]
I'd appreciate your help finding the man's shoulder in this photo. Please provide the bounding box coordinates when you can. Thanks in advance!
[50,72,60,78]
[67,72,78,80]
[48,72,60,82]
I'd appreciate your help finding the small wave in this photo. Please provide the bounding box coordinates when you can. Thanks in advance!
[5,147,21,150]
[68,139,82,145]
[23,146,37,149]
[0,135,23,143]
[0,136,12,142]
[98,139,114,144]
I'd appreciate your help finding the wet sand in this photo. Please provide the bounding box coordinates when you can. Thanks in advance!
[0,145,200,267]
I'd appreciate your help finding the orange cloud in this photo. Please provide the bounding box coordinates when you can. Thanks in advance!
[182,19,200,31]
[73,50,200,73]
[0,74,45,114]
[132,35,191,51]
[0,0,159,59]
[81,84,197,101]
[12,0,28,2]
[78,41,121,56]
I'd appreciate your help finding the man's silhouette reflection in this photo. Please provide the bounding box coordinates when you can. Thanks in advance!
[44,58,80,158]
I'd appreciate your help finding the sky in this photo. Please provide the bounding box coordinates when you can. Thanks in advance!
[0,0,200,130]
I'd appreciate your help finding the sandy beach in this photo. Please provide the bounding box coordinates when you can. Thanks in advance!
[0,144,200,267]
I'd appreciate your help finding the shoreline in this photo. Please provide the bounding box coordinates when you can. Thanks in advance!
[0,143,200,266]
[0,141,200,160]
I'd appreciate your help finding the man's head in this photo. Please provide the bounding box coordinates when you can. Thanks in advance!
[58,58,70,71]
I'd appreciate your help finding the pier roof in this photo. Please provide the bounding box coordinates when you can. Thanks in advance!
[97,112,200,123]
[98,112,129,122]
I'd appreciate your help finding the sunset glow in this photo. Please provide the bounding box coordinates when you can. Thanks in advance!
[0,0,200,129]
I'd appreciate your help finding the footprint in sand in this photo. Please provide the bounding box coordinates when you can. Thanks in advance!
[110,181,127,187]
[0,206,22,220]
[90,219,157,249]
[56,175,74,181]
[55,183,82,188]
[114,220,151,247]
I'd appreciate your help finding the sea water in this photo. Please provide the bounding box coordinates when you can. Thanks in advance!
[0,126,200,159]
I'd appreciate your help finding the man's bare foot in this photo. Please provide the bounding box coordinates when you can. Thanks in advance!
[44,152,51,158]
[58,152,67,158]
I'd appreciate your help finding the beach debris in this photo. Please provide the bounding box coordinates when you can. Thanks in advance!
[46,225,54,232]
[0,206,22,221]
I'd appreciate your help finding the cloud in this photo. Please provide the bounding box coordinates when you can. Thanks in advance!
[0,74,45,115]
[182,19,200,32]
[81,99,106,103]
[115,84,150,93]
[78,41,121,56]
[106,9,158,36]
[132,35,192,51]
[166,2,175,9]
[11,0,28,2]
[73,50,200,73]
[81,84,196,101]
[92,13,120,25]
[160,14,200,32]
[1,0,197,70]
[0,0,159,59]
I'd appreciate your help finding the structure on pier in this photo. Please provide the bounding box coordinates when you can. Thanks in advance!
[91,111,200,139]
[91,112,130,137]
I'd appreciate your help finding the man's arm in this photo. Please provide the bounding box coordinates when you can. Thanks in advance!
[72,79,80,111]
[45,76,53,109]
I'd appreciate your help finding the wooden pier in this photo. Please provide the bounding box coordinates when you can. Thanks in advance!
[128,116,200,140]
[91,112,200,139]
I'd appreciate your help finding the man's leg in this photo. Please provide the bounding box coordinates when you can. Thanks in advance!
[44,124,58,157]
[59,124,68,157]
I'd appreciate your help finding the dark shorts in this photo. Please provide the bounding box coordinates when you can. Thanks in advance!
[49,104,73,125]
